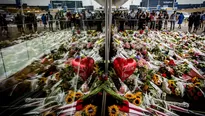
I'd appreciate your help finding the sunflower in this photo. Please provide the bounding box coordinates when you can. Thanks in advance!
[143,85,149,91]
[133,98,142,106]
[65,95,74,104]
[194,82,201,87]
[85,104,97,116]
[152,74,159,81]
[108,105,119,116]
[164,60,169,65]
[175,88,181,96]
[191,77,198,83]
[43,111,56,116]
[124,93,135,100]
[168,80,175,88]
[75,92,83,99]
[68,90,75,97]
[135,92,142,96]
[39,77,47,84]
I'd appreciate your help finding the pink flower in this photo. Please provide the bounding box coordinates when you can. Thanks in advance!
[194,52,200,56]
[87,42,93,48]
[131,44,135,49]
[137,58,148,68]
[125,42,130,49]
[119,86,125,93]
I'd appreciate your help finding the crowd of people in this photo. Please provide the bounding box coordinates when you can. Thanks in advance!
[0,9,205,38]
[112,9,205,33]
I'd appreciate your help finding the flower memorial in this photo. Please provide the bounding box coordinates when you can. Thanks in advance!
[0,29,205,116]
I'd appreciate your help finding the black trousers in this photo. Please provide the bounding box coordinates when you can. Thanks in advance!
[119,21,125,31]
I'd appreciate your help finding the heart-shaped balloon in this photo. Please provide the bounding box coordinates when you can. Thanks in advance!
[113,57,137,81]
[72,57,94,81]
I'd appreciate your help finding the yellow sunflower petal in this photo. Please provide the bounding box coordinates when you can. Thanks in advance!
[65,95,74,104]
[108,105,119,116]
[124,93,135,100]
[133,98,142,106]
[75,92,83,99]
[85,104,97,116]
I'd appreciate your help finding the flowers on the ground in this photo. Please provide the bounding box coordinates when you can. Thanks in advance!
[124,93,135,100]
[85,104,97,116]
[108,105,119,116]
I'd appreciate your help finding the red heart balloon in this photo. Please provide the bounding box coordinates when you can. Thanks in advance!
[72,57,94,81]
[113,57,137,81]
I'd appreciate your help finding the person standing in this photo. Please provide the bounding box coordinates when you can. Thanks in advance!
[32,14,37,33]
[188,13,195,33]
[119,11,126,31]
[48,12,53,31]
[75,12,81,29]
[201,11,205,30]
[157,13,163,30]
[150,12,156,30]
[0,14,3,36]
[164,11,169,30]
[170,11,177,30]
[66,11,72,29]
[55,12,60,30]
[25,13,33,33]
[60,15,66,30]
[41,14,47,29]
[193,12,201,33]
[95,12,102,32]
[145,12,150,27]
[129,9,136,29]
[178,13,184,29]
[15,13,24,34]
[1,14,8,37]
[85,10,92,29]
[138,12,146,30]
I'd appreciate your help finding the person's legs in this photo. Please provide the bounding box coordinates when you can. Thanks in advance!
[129,20,132,29]
[51,23,53,31]
[188,25,191,33]
[170,21,173,30]
[153,22,156,30]
[34,23,37,32]
[178,24,181,29]
[44,23,46,29]
[150,21,153,29]
[159,24,162,30]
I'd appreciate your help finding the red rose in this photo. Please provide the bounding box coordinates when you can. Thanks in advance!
[197,91,203,97]
[140,30,144,34]
[162,73,167,78]
[168,60,176,66]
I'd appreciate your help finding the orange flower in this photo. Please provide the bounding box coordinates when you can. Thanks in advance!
[125,93,135,100]
[85,104,97,116]
[133,98,142,106]
[108,105,119,116]
[65,95,74,104]
[75,92,83,100]
[191,77,198,83]
[143,85,149,91]
[194,82,201,87]
[135,92,142,96]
